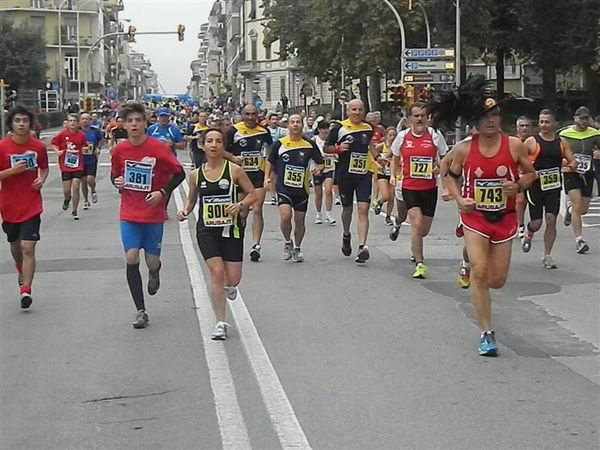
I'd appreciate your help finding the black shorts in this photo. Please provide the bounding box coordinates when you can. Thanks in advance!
[377,173,391,181]
[83,161,98,177]
[61,171,83,181]
[563,171,594,198]
[313,171,334,186]
[338,173,372,206]
[333,162,340,186]
[196,232,244,262]
[526,181,561,220]
[402,187,438,217]
[277,190,309,212]
[246,170,265,189]
[2,215,41,242]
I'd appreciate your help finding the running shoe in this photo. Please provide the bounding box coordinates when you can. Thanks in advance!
[334,197,341,206]
[370,199,378,211]
[455,223,464,238]
[355,246,370,264]
[410,255,416,262]
[325,215,336,225]
[516,224,525,239]
[576,239,589,254]
[542,257,557,269]
[457,262,470,288]
[62,198,70,211]
[292,247,304,263]
[148,269,160,295]
[384,216,393,226]
[224,284,238,301]
[270,196,277,205]
[389,216,400,241]
[341,233,352,256]
[412,262,427,279]
[18,273,23,287]
[564,206,572,226]
[250,244,261,262]
[314,213,322,224]
[72,211,79,220]
[282,241,293,261]
[133,310,149,329]
[91,191,98,203]
[479,331,498,356]
[212,321,230,340]
[83,201,90,210]
[521,233,532,253]
[20,292,33,309]
[373,201,382,215]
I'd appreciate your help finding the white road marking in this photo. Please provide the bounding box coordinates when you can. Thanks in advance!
[173,188,251,450]
[180,180,312,450]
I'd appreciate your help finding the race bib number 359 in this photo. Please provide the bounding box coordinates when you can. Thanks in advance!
[123,160,153,192]
[474,179,507,211]
[538,167,561,191]
[348,152,368,175]
[10,152,38,170]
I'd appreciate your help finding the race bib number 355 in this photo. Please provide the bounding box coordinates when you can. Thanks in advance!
[123,160,153,192]
[10,152,38,170]
[409,156,433,179]
[538,167,561,191]
[474,179,507,211]
[348,152,368,175]
[283,165,305,188]
[202,194,233,227]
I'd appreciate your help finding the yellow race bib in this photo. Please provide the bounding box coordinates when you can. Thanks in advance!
[323,156,335,171]
[241,151,261,172]
[202,194,233,227]
[348,152,368,175]
[475,179,507,211]
[409,156,433,179]
[538,167,561,191]
[283,165,306,188]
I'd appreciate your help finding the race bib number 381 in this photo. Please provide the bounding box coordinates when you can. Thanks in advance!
[123,160,153,192]
[474,179,507,211]
[10,152,38,170]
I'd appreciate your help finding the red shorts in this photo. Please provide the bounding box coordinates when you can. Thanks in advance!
[460,210,517,244]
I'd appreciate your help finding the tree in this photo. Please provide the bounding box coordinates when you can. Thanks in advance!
[0,17,47,91]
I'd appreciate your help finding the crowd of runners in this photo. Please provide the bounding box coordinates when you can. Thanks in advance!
[2,74,599,355]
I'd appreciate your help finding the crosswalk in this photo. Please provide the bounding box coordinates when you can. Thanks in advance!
[583,196,600,228]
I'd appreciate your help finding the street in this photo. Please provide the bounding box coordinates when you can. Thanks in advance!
[1,150,599,450]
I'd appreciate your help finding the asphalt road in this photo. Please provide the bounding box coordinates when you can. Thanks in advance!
[1,149,598,450]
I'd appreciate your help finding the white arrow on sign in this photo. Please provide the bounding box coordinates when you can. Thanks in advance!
[404,61,455,72]
[403,48,455,59]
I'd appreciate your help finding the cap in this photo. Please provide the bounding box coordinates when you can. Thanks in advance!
[157,107,170,116]
[574,106,590,118]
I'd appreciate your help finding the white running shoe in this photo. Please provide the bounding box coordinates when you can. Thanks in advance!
[325,215,336,225]
[292,247,304,262]
[282,241,293,260]
[224,284,238,301]
[212,321,230,340]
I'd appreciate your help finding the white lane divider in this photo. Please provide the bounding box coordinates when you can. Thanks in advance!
[173,188,251,450]
[180,181,312,450]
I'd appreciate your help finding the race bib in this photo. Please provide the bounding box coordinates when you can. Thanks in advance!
[283,165,305,188]
[348,152,368,175]
[409,156,433,179]
[383,164,391,176]
[202,194,233,227]
[323,156,335,172]
[10,152,38,170]
[538,167,561,191]
[574,153,592,174]
[474,179,507,211]
[241,151,261,172]
[64,151,80,168]
[82,142,95,154]
[123,160,153,192]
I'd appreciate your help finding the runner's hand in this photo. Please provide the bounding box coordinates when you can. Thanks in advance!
[225,203,241,216]
[442,189,452,202]
[32,176,45,191]
[458,197,476,213]
[263,178,271,189]
[390,176,397,187]
[113,176,124,190]
[11,160,28,175]
[177,210,188,221]
[233,155,244,165]
[339,142,350,152]
[145,191,164,206]
[501,180,519,197]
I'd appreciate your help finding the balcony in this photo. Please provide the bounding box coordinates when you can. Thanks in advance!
[238,60,260,74]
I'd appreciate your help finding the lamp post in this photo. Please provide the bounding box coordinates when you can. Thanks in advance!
[455,0,461,140]
[57,0,70,108]
[381,0,407,83]
[414,2,431,48]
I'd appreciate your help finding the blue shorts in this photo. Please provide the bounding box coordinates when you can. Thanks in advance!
[120,221,164,255]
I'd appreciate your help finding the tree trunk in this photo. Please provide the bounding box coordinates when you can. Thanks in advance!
[358,78,370,111]
[495,47,505,99]
[541,61,557,111]
[368,74,382,112]
[583,65,599,116]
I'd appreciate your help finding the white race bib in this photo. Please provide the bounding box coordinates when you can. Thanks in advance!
[123,160,153,192]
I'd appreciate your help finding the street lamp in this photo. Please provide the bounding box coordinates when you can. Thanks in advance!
[381,0,407,83]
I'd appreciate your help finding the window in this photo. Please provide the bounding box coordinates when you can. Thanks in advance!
[30,15,45,29]
[31,0,43,7]
[265,43,271,60]
[65,56,79,80]
[248,0,256,19]
[280,77,286,96]
[251,39,257,61]
[266,78,271,101]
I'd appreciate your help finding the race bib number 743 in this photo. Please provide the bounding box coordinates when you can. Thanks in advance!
[474,179,507,211]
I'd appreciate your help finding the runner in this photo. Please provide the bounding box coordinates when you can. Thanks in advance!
[178,128,257,340]
[390,102,448,278]
[110,102,186,329]
[0,106,49,309]
[521,109,576,268]
[147,107,185,156]
[79,112,104,210]
[265,114,324,262]
[225,104,273,262]
[515,116,532,239]
[373,127,396,224]
[429,74,537,356]
[109,116,128,151]
[185,110,209,168]
[325,99,378,263]
[312,119,336,225]
[559,106,600,253]
[266,112,288,205]
[51,114,86,220]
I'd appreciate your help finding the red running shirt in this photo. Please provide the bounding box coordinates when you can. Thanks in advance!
[111,137,183,223]
[400,128,439,190]
[0,136,49,223]
[462,134,519,213]
[51,128,87,172]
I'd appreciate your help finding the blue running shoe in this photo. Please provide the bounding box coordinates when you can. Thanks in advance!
[479,331,498,356]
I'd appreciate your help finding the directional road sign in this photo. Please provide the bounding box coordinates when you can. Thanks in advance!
[403,73,456,84]
[404,61,455,72]
[403,48,455,59]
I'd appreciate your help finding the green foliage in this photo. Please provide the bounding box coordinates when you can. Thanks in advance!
[0,17,47,90]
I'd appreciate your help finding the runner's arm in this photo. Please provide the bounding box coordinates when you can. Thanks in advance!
[560,137,576,170]
[178,170,199,217]
[511,138,537,191]
[233,165,257,210]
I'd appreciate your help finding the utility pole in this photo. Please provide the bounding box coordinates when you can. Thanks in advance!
[0,79,8,138]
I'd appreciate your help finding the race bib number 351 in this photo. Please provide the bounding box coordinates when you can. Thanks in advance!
[123,160,153,192]
[348,152,368,175]
[409,156,433,179]
[474,179,507,211]
[283,165,305,188]
[202,194,233,227]
[10,152,38,170]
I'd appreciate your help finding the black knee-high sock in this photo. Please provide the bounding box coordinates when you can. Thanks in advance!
[126,263,145,311]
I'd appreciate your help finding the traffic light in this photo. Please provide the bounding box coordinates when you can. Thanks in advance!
[418,88,428,102]
[84,96,93,112]
[405,84,415,109]
[127,25,136,42]
[389,85,406,110]
[177,24,185,41]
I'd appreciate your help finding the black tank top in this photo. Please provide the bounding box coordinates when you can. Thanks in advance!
[196,160,242,237]
[532,134,562,170]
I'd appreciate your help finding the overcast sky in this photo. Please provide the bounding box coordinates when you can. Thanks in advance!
[122,0,212,93]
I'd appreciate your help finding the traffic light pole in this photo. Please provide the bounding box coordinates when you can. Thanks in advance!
[84,31,180,99]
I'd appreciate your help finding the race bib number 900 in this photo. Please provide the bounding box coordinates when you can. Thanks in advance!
[348,152,368,175]
[202,195,233,227]
[10,152,38,170]
[538,167,561,191]
[409,156,433,179]
[474,179,507,211]
[283,165,305,188]
[123,160,153,192]
[241,151,261,172]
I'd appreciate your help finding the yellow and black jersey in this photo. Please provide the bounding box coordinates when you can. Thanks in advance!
[325,119,373,176]
[226,122,273,173]
[268,136,323,194]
